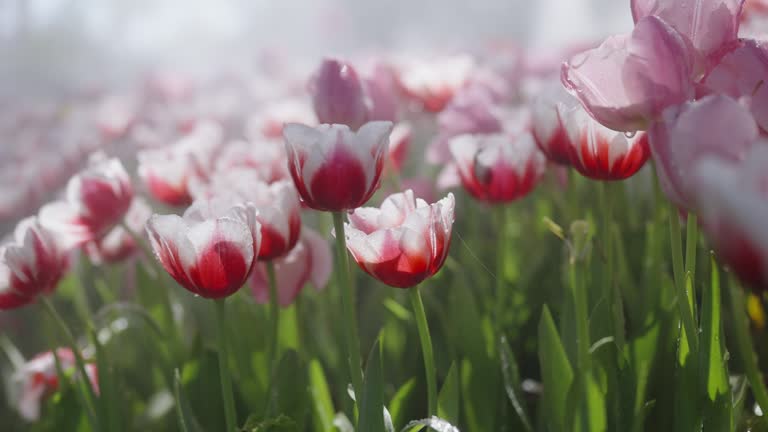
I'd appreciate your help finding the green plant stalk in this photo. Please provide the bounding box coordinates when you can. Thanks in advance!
[41,297,100,430]
[494,205,508,339]
[570,259,591,372]
[728,276,768,417]
[668,206,699,353]
[332,212,365,405]
[214,299,237,432]
[409,286,437,416]
[600,182,625,352]
[685,215,698,319]
[267,261,280,373]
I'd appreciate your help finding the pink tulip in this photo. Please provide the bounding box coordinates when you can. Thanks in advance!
[562,106,651,181]
[0,218,69,310]
[631,0,745,73]
[84,198,152,265]
[250,227,332,307]
[213,140,289,184]
[146,197,261,299]
[531,82,580,165]
[345,190,455,288]
[283,121,393,211]
[693,145,768,291]
[310,59,369,130]
[450,132,546,203]
[562,16,695,132]
[397,55,475,113]
[39,154,133,248]
[14,348,98,421]
[363,62,401,122]
[388,123,412,173]
[649,95,758,208]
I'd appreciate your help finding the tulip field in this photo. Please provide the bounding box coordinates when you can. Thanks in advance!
[4,0,768,431]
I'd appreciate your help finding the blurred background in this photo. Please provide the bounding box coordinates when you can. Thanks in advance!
[0,0,631,94]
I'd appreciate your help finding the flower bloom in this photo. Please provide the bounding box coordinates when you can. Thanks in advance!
[0,218,69,309]
[39,154,133,248]
[562,106,651,181]
[693,145,768,292]
[649,95,758,209]
[450,132,546,203]
[198,171,302,260]
[631,0,745,73]
[14,348,98,421]
[283,121,393,211]
[84,198,152,264]
[388,123,412,173]
[345,190,455,288]
[138,122,223,207]
[310,59,369,130]
[531,82,580,165]
[397,55,475,112]
[251,227,332,307]
[146,197,261,299]
[562,16,695,132]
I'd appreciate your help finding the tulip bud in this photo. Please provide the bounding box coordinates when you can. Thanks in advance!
[310,59,369,130]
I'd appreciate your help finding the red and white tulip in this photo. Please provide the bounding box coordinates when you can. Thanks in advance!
[345,190,455,288]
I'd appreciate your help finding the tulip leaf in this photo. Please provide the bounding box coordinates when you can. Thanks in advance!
[308,359,335,432]
[700,256,732,431]
[173,369,204,432]
[389,378,417,430]
[437,362,459,425]
[538,305,574,432]
[268,350,309,430]
[499,336,533,432]
[359,339,386,432]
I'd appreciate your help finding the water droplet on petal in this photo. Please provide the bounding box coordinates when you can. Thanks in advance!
[624,131,637,139]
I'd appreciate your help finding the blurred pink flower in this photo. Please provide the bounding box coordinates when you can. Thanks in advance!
[397,55,475,113]
[14,348,98,421]
[693,145,768,292]
[345,190,455,288]
[450,132,546,203]
[649,95,759,208]
[0,218,69,310]
[39,154,134,248]
[531,81,580,165]
[84,198,152,265]
[363,62,401,122]
[388,122,412,173]
[310,59,369,130]
[562,16,695,132]
[631,0,745,73]
[283,121,393,211]
[250,227,332,307]
[146,197,260,299]
[561,106,651,181]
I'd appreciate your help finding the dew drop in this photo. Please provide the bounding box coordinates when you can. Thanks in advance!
[624,131,637,139]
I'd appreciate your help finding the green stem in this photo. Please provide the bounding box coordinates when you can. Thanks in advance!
[570,262,591,371]
[494,205,508,338]
[267,261,280,373]
[728,276,768,419]
[331,212,364,404]
[685,214,699,316]
[669,207,699,353]
[41,297,99,430]
[409,286,437,416]
[214,299,237,432]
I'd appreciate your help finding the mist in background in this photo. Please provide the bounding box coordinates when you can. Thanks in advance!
[0,0,632,95]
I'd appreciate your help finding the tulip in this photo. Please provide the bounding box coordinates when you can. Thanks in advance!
[251,227,332,307]
[561,106,651,181]
[0,218,69,310]
[251,99,317,140]
[39,154,133,248]
[282,121,393,211]
[213,139,289,184]
[310,59,369,129]
[649,95,758,209]
[693,145,768,291]
[562,16,695,132]
[146,196,260,299]
[450,132,546,203]
[397,55,475,112]
[531,81,580,165]
[363,62,400,122]
[631,0,745,73]
[84,198,152,264]
[13,348,98,421]
[344,190,455,288]
[345,190,455,416]
[388,123,412,173]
